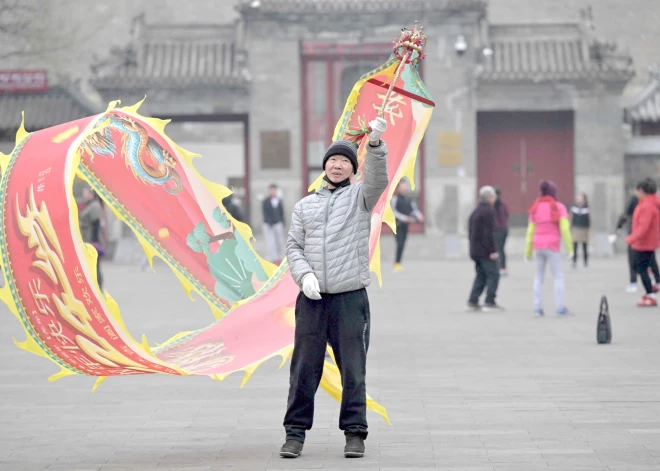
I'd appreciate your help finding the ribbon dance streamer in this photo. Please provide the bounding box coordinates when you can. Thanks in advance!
[0,25,434,424]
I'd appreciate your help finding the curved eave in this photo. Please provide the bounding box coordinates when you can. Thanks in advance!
[477,70,635,84]
[238,0,487,16]
[626,106,660,123]
[624,80,660,123]
[91,76,250,90]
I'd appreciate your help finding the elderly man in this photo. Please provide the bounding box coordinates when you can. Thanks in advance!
[280,116,388,459]
[467,186,502,312]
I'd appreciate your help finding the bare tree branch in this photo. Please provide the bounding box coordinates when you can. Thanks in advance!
[0,0,78,60]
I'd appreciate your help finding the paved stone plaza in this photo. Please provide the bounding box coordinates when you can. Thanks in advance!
[2,236,660,470]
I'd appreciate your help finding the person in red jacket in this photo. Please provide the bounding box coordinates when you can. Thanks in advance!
[626,178,660,307]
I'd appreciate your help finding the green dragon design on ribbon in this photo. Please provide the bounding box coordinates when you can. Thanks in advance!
[187,207,269,306]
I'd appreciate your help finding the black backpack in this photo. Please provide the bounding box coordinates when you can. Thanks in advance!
[597,296,612,344]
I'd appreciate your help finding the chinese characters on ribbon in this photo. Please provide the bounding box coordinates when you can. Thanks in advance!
[16,185,171,376]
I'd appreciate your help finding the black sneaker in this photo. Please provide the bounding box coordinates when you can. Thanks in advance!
[280,439,303,458]
[466,302,481,312]
[483,302,505,312]
[344,434,365,458]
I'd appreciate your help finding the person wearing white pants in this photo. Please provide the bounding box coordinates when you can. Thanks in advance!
[525,180,574,316]
[262,184,286,263]
[533,249,565,313]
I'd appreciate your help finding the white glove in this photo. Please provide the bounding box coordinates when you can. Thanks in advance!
[368,117,387,142]
[302,273,321,300]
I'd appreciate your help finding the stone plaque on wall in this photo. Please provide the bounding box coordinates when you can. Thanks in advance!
[261,130,291,169]
[438,131,462,166]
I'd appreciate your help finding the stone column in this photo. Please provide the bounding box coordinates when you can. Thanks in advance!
[245,25,302,234]
[574,88,626,257]
[422,19,480,258]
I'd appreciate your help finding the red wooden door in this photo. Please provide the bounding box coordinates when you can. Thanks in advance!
[301,42,427,232]
[477,111,574,226]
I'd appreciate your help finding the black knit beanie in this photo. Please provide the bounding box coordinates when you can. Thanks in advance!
[322,140,359,175]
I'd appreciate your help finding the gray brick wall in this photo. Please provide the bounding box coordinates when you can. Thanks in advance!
[489,0,659,90]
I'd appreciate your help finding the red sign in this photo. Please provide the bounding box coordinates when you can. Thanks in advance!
[0,70,48,92]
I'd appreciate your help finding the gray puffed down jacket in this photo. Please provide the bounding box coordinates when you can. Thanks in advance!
[286,141,389,294]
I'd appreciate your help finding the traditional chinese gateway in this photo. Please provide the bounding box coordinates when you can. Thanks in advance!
[0,0,636,257]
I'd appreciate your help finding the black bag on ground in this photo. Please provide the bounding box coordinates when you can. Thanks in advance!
[597,295,612,344]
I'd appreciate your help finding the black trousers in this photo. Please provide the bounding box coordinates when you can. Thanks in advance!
[96,257,104,291]
[284,289,370,443]
[468,258,500,305]
[573,242,588,265]
[395,221,409,264]
[633,250,655,294]
[628,246,659,284]
[494,228,508,270]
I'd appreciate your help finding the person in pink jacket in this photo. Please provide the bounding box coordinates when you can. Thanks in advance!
[525,180,574,316]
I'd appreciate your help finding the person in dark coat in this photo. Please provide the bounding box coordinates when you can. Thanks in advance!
[79,187,106,290]
[222,194,244,222]
[391,179,424,271]
[262,183,286,263]
[493,188,509,276]
[467,186,502,311]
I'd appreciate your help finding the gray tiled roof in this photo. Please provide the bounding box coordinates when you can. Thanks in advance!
[237,0,486,13]
[0,85,100,132]
[625,67,660,122]
[92,18,248,90]
[92,42,246,89]
[478,24,634,83]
